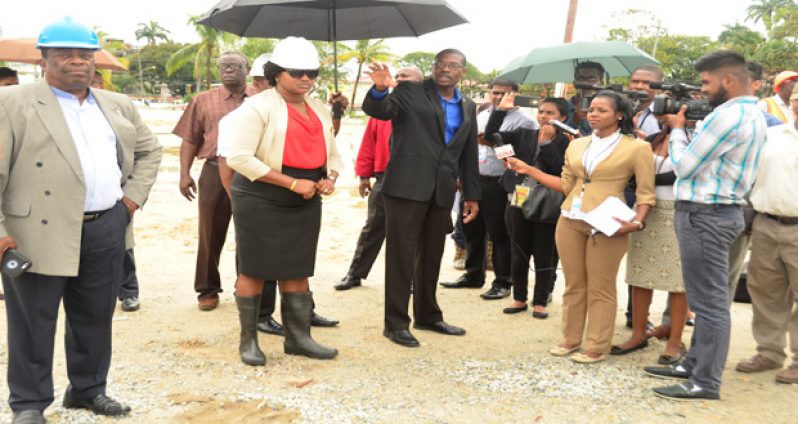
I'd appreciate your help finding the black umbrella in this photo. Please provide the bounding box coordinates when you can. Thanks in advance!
[198,0,468,93]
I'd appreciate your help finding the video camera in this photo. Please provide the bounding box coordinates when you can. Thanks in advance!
[573,82,649,112]
[650,82,714,121]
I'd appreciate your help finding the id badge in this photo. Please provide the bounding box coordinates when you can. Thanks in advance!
[512,184,530,207]
[569,193,583,217]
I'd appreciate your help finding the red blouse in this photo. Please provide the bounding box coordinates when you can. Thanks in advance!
[282,103,327,169]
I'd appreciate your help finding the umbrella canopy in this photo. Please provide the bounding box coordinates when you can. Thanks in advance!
[198,0,468,92]
[499,41,660,84]
[198,0,468,41]
[0,38,128,72]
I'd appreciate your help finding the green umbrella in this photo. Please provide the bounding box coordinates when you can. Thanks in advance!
[499,41,660,84]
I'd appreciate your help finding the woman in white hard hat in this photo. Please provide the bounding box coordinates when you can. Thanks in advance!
[223,37,342,366]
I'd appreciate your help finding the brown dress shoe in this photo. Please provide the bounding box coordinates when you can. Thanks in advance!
[776,364,798,384]
[198,295,219,311]
[735,354,781,373]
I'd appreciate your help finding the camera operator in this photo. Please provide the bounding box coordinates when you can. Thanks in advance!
[566,61,606,136]
[645,50,767,401]
[629,65,665,139]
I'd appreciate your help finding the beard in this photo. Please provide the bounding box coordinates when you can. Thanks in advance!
[708,86,729,107]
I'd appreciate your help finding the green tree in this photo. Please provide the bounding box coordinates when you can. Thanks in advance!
[752,39,798,75]
[400,51,436,75]
[338,39,394,107]
[240,38,275,61]
[135,21,171,46]
[746,0,795,34]
[123,41,196,96]
[603,9,663,47]
[166,15,236,92]
[311,40,349,100]
[636,34,719,81]
[718,23,766,59]
[769,3,798,41]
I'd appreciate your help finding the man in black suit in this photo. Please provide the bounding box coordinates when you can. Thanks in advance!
[362,49,481,348]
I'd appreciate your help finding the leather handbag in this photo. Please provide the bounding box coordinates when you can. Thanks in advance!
[521,177,564,224]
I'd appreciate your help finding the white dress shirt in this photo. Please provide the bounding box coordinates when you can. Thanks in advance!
[52,87,122,212]
[637,104,661,136]
[582,130,622,177]
[750,124,798,217]
[216,113,232,158]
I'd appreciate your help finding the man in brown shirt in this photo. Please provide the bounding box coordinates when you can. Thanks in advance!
[173,51,256,310]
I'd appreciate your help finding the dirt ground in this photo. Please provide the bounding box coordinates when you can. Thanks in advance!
[0,112,796,423]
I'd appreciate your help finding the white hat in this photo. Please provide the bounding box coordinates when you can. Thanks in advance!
[270,36,320,69]
[249,53,272,77]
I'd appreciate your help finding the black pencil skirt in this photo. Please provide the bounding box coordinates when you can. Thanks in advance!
[231,167,324,281]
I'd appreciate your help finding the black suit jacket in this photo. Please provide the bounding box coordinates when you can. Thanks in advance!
[362,78,481,209]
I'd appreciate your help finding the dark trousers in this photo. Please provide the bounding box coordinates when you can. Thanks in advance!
[347,175,386,278]
[195,161,231,299]
[505,206,558,305]
[118,248,139,300]
[2,201,128,412]
[383,194,450,330]
[451,192,465,249]
[462,176,511,286]
[259,280,278,320]
[674,202,743,393]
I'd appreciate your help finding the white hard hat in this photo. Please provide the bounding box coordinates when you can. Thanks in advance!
[270,37,320,70]
[249,53,272,77]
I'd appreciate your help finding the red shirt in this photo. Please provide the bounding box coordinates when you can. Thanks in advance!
[355,117,392,177]
[282,103,327,169]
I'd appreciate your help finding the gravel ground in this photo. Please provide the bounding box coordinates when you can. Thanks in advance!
[0,116,796,423]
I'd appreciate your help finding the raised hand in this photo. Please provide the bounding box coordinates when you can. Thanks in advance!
[498,91,516,111]
[365,62,393,91]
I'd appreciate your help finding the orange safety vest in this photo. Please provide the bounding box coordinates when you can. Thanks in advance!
[764,97,788,123]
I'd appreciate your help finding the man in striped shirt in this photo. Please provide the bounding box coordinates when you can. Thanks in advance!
[645,50,767,401]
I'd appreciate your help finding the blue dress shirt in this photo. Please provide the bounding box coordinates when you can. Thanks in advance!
[369,85,464,145]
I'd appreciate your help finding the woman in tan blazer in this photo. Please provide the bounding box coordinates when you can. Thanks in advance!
[507,91,655,363]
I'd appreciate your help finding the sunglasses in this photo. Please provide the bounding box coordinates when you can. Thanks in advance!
[285,69,319,79]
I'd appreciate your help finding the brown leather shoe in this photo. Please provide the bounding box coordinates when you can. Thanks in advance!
[198,295,219,311]
[735,354,781,373]
[776,364,798,384]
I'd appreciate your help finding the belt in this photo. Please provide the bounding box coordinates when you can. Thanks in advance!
[675,201,741,211]
[479,175,502,181]
[763,213,798,225]
[83,207,112,222]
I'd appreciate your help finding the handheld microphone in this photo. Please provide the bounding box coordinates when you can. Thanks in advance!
[551,120,580,136]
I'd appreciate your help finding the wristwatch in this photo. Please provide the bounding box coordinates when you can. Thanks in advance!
[631,220,645,231]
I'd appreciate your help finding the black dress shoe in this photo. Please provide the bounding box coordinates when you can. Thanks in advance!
[440,275,484,289]
[610,339,649,355]
[503,304,528,314]
[653,381,720,401]
[257,316,285,336]
[334,275,362,291]
[121,297,140,312]
[63,394,131,417]
[311,312,339,327]
[413,320,466,336]
[480,286,510,300]
[644,363,691,380]
[12,410,45,424]
[383,329,420,347]
[532,310,549,319]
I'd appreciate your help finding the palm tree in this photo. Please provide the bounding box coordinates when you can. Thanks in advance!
[337,39,394,107]
[166,16,235,92]
[746,0,794,34]
[135,21,170,46]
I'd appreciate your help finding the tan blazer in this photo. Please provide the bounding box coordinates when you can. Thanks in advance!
[225,88,343,181]
[561,134,656,212]
[0,80,162,276]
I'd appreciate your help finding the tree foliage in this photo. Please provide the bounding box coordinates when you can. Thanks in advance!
[135,21,171,46]
[400,51,436,75]
[166,15,237,92]
[338,39,394,106]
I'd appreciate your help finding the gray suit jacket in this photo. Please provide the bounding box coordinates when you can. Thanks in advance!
[0,80,162,276]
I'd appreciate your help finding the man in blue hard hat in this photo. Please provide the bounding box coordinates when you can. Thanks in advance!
[0,17,162,423]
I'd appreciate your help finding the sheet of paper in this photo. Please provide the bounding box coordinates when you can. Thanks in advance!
[582,196,636,236]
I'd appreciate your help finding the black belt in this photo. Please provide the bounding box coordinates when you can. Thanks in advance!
[675,201,741,211]
[83,208,112,222]
[763,213,798,225]
[479,175,501,182]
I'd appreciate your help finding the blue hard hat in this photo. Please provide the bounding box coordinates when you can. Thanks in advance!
[36,17,100,50]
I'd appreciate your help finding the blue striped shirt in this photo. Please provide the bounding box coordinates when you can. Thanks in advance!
[669,96,766,205]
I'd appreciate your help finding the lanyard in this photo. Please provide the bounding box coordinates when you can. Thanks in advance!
[582,132,622,184]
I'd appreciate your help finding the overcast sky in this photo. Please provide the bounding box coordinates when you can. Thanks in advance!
[2,0,762,72]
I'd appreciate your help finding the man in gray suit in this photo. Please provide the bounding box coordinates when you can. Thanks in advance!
[0,18,162,423]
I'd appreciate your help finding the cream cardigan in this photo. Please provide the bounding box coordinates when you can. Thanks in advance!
[225,88,343,181]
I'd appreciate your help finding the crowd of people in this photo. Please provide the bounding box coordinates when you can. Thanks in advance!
[0,16,797,424]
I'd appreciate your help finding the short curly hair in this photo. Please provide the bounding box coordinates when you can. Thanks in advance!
[262,62,285,87]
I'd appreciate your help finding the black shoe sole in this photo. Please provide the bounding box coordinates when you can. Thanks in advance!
[532,311,549,319]
[383,331,420,347]
[284,347,338,359]
[644,370,690,380]
[503,306,528,314]
[413,324,466,336]
[652,390,719,401]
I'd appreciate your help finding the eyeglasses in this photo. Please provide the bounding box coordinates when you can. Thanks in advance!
[218,63,245,70]
[285,69,320,79]
[434,61,464,71]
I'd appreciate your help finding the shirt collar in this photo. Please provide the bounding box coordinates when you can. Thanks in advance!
[717,95,759,109]
[437,87,462,104]
[592,129,621,143]
[220,84,251,101]
[51,85,96,105]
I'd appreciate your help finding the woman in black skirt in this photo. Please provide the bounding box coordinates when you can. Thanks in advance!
[485,94,571,319]
[224,37,343,366]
